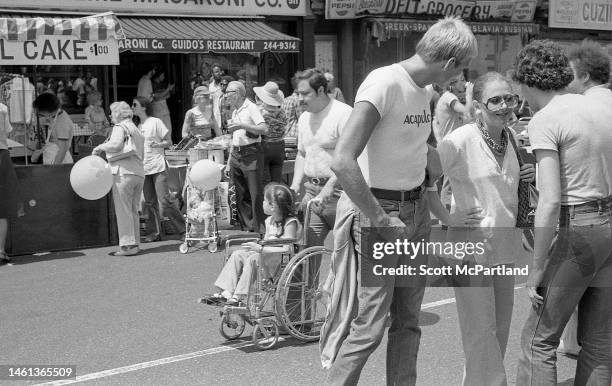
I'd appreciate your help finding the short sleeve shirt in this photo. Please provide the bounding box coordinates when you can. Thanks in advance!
[231,99,265,146]
[433,91,463,143]
[0,103,12,150]
[49,111,73,143]
[140,117,169,175]
[355,63,433,190]
[297,99,352,177]
[528,93,612,205]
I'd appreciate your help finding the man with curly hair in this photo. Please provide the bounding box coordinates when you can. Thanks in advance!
[513,39,612,385]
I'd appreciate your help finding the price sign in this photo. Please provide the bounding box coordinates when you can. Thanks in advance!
[0,36,119,65]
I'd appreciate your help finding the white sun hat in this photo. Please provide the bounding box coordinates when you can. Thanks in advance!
[253,81,284,107]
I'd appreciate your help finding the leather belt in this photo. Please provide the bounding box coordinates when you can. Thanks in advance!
[370,186,422,202]
[560,196,612,220]
[308,177,330,186]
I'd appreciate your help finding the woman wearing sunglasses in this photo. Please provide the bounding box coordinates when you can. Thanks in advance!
[428,71,535,385]
[133,96,185,242]
[181,85,222,140]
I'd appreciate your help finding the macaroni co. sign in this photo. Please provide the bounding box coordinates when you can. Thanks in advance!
[0,36,119,65]
[0,0,307,17]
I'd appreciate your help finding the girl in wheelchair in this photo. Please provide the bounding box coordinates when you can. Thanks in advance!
[202,183,301,306]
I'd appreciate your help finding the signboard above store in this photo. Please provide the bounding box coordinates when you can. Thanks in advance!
[377,18,538,35]
[549,0,612,30]
[0,36,119,65]
[326,0,536,21]
[0,0,307,17]
[118,38,299,53]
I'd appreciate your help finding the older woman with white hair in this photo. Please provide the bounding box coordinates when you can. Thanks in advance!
[93,101,145,256]
[323,72,345,103]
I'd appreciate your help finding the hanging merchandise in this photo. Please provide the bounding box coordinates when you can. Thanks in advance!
[9,78,35,124]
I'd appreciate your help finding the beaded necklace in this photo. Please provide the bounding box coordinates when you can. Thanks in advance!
[476,119,507,157]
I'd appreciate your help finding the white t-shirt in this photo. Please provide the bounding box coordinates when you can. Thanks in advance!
[355,63,433,190]
[528,93,612,205]
[140,116,169,175]
[433,91,464,143]
[231,99,265,146]
[297,99,353,178]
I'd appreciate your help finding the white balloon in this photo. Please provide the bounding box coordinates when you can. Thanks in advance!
[189,159,222,191]
[70,155,113,200]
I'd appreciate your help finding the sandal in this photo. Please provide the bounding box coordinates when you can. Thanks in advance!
[198,294,227,305]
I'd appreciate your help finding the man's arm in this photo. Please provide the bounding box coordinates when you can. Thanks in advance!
[331,101,393,227]
[528,149,561,305]
[53,139,70,164]
[290,150,306,193]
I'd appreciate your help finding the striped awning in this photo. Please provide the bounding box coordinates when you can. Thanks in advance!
[0,13,124,42]
[119,17,300,54]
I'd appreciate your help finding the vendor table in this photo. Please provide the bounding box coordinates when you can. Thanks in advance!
[7,165,117,256]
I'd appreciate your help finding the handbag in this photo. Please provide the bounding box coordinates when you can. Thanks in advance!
[106,122,137,162]
[507,129,538,228]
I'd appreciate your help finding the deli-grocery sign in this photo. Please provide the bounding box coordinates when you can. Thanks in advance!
[0,36,119,65]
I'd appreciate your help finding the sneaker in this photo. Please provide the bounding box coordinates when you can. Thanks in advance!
[113,246,140,256]
[0,257,12,266]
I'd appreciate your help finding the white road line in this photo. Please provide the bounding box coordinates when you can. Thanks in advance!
[36,285,526,385]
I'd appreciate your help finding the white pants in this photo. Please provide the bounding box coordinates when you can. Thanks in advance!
[454,271,515,386]
[112,174,144,247]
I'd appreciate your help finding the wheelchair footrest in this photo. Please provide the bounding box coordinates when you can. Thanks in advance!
[221,305,248,315]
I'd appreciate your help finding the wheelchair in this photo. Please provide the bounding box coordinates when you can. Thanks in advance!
[216,201,332,350]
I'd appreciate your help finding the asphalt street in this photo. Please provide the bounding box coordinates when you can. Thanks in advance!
[1,238,577,385]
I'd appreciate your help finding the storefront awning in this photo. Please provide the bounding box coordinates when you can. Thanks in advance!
[0,13,123,64]
[0,13,124,41]
[118,17,300,54]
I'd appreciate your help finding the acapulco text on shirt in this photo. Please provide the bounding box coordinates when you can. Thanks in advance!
[404,110,432,127]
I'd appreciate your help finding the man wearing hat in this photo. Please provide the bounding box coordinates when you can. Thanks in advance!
[290,68,352,247]
[225,81,269,234]
[254,81,288,185]
[181,85,221,140]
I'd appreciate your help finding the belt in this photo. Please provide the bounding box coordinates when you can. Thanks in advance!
[308,177,330,186]
[370,186,422,202]
[560,196,612,219]
[232,142,261,152]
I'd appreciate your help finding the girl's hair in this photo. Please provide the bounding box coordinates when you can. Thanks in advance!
[264,183,295,222]
[472,71,511,102]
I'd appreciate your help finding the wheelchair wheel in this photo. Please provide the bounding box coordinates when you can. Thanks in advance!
[219,314,245,340]
[179,243,189,254]
[275,246,331,342]
[252,319,279,350]
[207,241,218,253]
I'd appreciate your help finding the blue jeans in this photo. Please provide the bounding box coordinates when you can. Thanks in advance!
[327,194,431,386]
[516,206,612,386]
[301,181,341,247]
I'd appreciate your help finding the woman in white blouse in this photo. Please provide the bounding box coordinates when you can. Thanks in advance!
[428,72,535,386]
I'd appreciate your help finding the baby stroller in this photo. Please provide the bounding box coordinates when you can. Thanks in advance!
[178,148,224,254]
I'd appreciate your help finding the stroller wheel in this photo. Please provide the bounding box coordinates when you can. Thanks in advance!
[179,243,189,254]
[207,241,218,253]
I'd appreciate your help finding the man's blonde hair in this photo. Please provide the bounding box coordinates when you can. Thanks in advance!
[416,17,478,65]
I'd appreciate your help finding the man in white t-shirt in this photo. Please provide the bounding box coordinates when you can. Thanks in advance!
[515,40,612,385]
[290,68,352,247]
[326,17,477,385]
[226,81,269,233]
